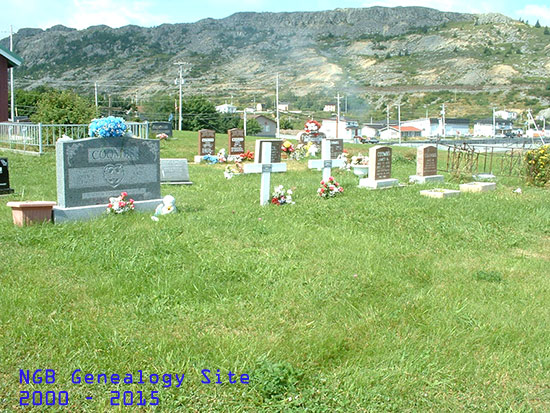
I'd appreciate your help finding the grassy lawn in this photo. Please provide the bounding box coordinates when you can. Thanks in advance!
[1,132,549,411]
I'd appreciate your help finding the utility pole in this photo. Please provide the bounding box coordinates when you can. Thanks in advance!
[335,93,341,139]
[10,25,14,121]
[244,110,247,137]
[493,106,497,138]
[94,82,98,109]
[441,103,446,138]
[397,103,401,144]
[386,104,390,129]
[345,95,348,113]
[276,73,280,138]
[108,95,112,116]
[174,61,189,131]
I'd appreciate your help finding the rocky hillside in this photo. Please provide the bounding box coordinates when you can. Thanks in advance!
[2,6,550,102]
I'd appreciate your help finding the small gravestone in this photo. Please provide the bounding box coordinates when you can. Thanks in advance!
[255,139,282,164]
[409,145,444,183]
[245,140,287,205]
[53,136,162,223]
[359,146,399,189]
[228,128,245,155]
[329,139,344,159]
[150,121,173,138]
[0,158,14,195]
[194,129,216,163]
[160,158,192,185]
[459,182,496,193]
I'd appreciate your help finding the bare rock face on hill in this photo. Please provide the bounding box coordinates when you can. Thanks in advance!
[2,6,549,97]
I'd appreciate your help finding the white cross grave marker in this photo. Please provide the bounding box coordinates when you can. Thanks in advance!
[308,139,345,182]
[244,140,287,205]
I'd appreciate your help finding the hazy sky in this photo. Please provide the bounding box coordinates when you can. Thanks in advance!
[1,0,549,33]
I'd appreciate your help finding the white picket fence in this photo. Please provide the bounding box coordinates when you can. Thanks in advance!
[0,121,149,155]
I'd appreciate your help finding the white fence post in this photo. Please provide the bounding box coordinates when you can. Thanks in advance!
[38,123,43,154]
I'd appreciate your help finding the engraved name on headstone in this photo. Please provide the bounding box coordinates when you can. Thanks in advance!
[150,121,173,138]
[329,139,344,159]
[160,158,192,184]
[255,139,282,164]
[369,146,392,181]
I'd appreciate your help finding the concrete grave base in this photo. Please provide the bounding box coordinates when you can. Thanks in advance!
[358,178,399,189]
[53,199,162,223]
[194,155,204,163]
[459,182,496,193]
[420,189,460,198]
[409,174,444,184]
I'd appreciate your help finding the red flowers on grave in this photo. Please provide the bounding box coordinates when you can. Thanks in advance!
[281,140,295,156]
[107,192,135,214]
[239,150,254,161]
[318,176,344,198]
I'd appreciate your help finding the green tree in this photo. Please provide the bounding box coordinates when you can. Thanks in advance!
[181,96,219,131]
[535,20,541,28]
[544,27,550,35]
[32,90,96,124]
[141,94,175,121]
[239,118,261,135]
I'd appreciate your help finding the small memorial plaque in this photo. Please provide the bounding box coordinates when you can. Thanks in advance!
[329,139,344,159]
[417,145,438,177]
[324,160,332,168]
[160,158,192,184]
[198,129,216,156]
[228,128,245,155]
[262,164,272,173]
[150,122,173,138]
[255,139,282,163]
[0,158,14,194]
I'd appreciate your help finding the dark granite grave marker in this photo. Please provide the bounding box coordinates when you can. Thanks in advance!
[150,122,173,138]
[198,129,216,155]
[0,158,14,195]
[228,128,245,155]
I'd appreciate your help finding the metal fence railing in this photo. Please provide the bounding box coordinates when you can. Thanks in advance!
[0,121,149,155]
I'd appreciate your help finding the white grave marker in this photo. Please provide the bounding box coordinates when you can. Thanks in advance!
[308,139,345,182]
[244,140,287,205]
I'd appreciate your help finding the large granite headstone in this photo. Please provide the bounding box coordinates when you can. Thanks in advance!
[0,158,14,195]
[150,122,173,138]
[329,139,344,159]
[409,145,444,183]
[228,128,245,155]
[53,136,162,222]
[160,158,192,185]
[255,139,282,163]
[359,145,399,189]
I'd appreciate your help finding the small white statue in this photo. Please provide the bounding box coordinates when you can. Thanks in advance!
[154,195,177,216]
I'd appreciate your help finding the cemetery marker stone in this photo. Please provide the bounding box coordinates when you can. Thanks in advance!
[53,136,162,223]
[329,139,344,159]
[150,121,173,138]
[358,145,399,189]
[160,158,192,185]
[409,145,444,183]
[0,158,14,195]
[245,140,287,205]
[195,129,216,163]
[228,128,245,155]
[308,139,345,182]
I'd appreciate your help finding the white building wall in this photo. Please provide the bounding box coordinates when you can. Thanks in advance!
[473,123,494,137]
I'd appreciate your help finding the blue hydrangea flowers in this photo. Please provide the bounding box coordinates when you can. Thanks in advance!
[89,116,128,138]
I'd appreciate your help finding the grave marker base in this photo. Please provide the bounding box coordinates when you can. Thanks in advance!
[53,198,162,223]
[459,182,496,193]
[358,178,399,189]
[420,189,460,198]
[409,174,444,184]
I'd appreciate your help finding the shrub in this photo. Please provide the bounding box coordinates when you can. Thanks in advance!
[525,145,550,186]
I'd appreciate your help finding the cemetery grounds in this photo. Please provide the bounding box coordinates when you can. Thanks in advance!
[0,132,549,411]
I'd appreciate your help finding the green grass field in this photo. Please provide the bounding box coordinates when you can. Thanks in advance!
[1,132,549,412]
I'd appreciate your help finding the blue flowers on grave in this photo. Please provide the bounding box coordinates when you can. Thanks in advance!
[202,155,219,164]
[88,116,128,138]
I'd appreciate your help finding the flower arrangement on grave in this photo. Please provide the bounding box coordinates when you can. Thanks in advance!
[224,163,244,179]
[351,153,369,166]
[217,148,227,163]
[156,133,169,141]
[318,177,344,198]
[89,116,128,138]
[291,141,318,160]
[107,192,135,214]
[304,120,322,135]
[203,155,220,164]
[271,185,295,205]
[239,150,254,162]
[281,140,295,156]
[337,151,351,171]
